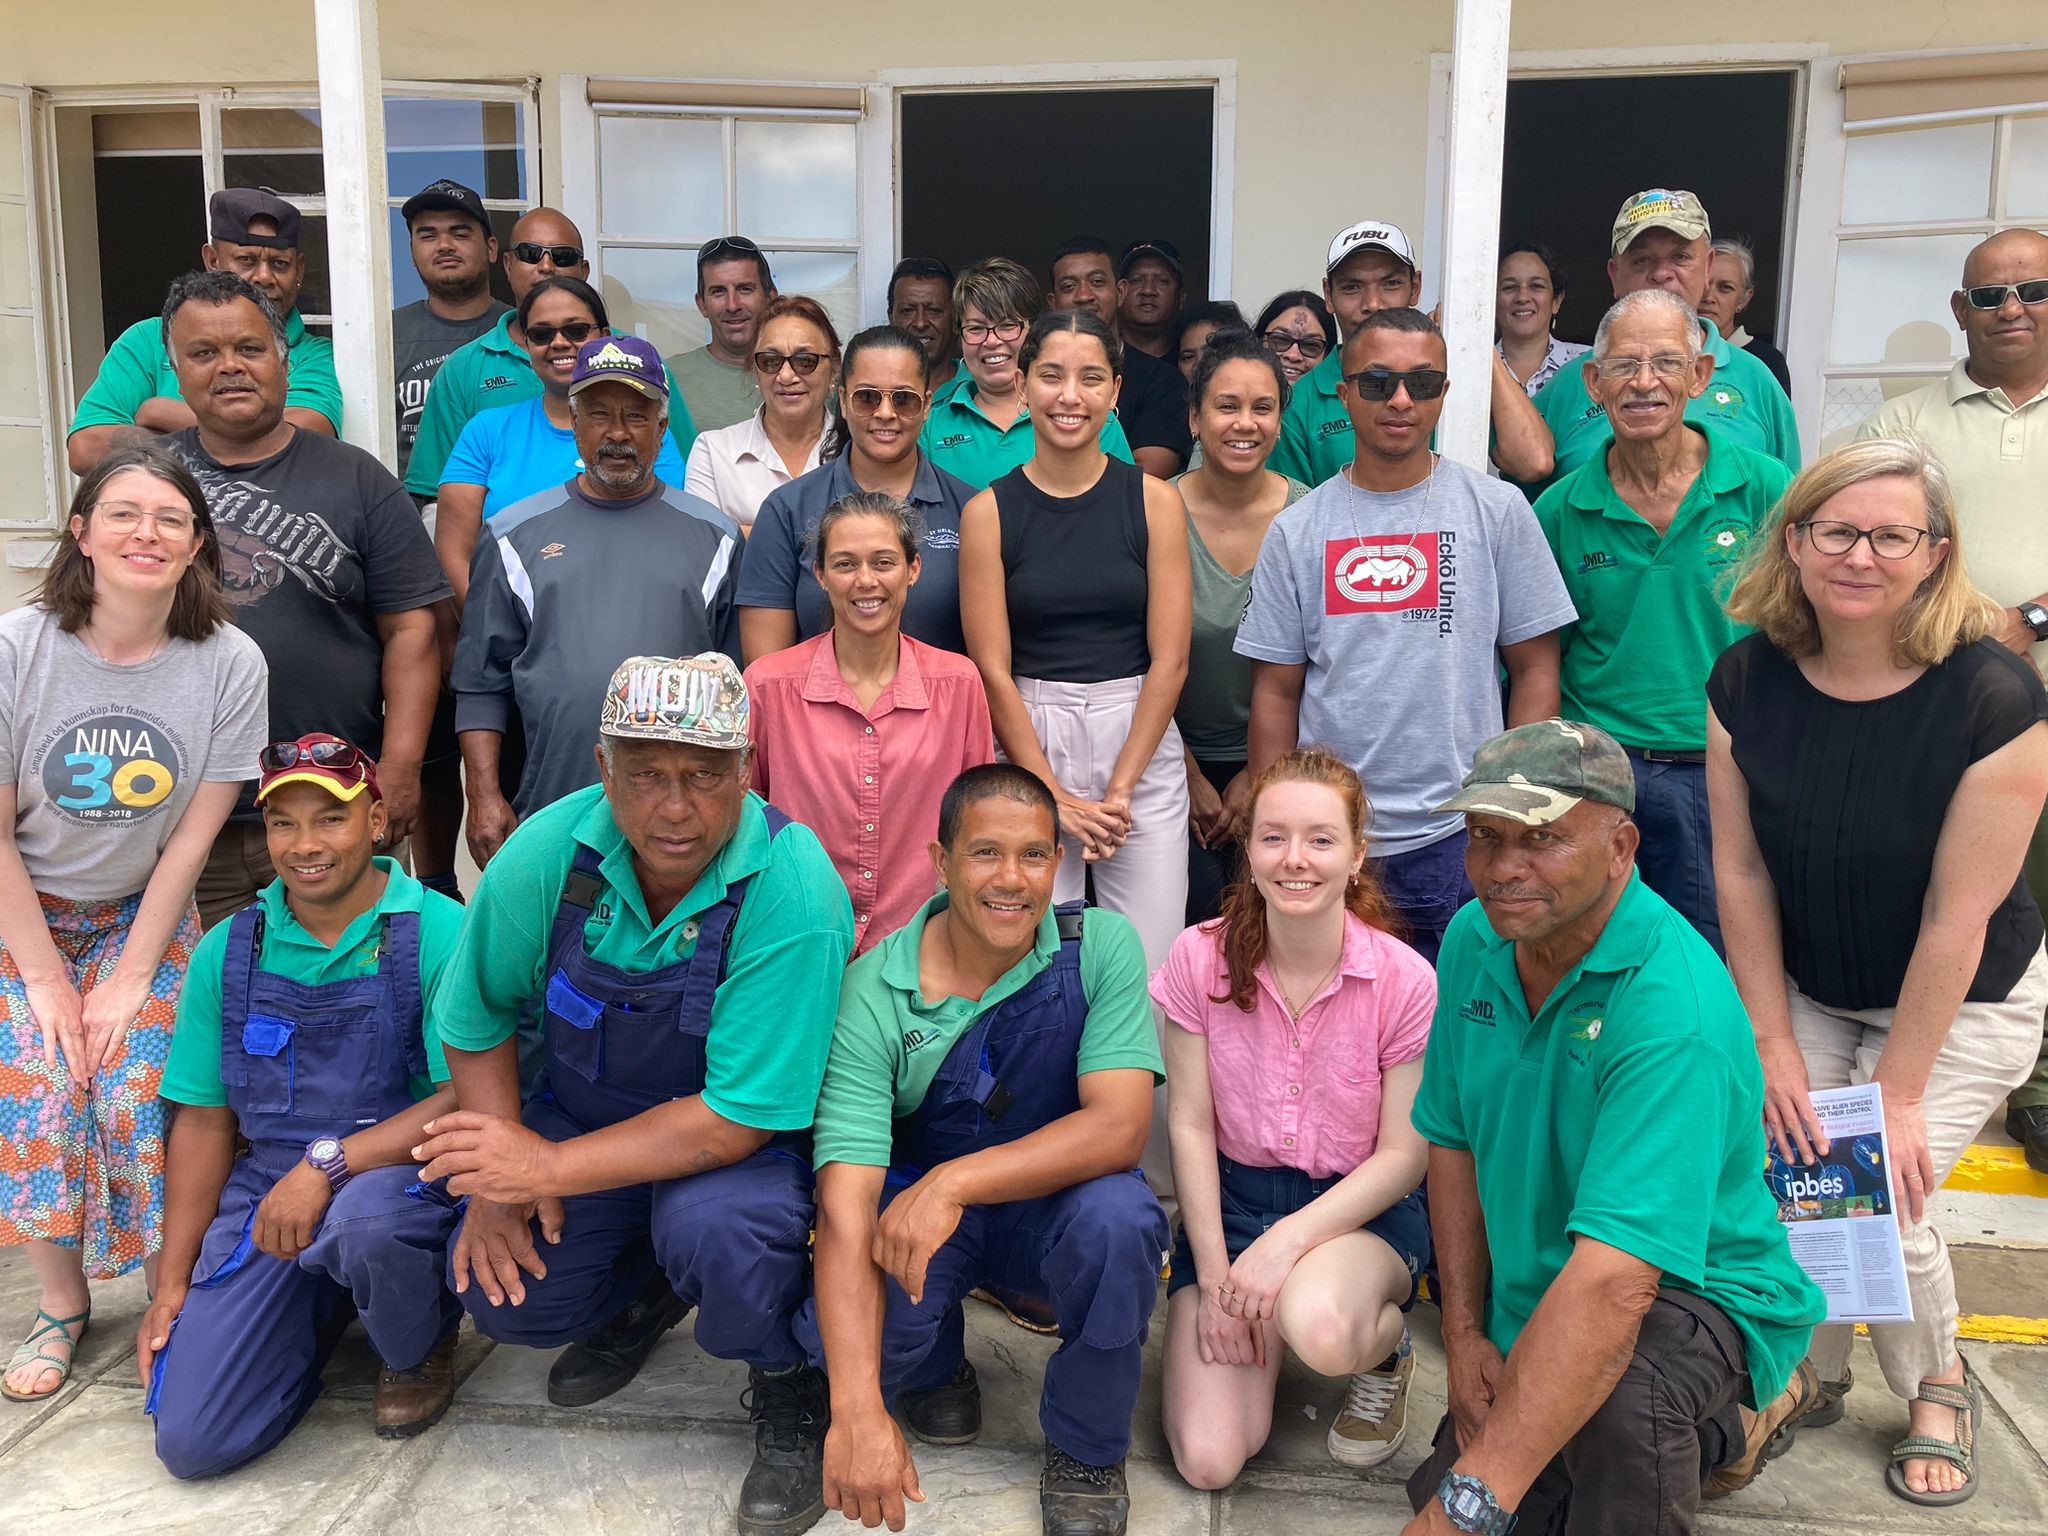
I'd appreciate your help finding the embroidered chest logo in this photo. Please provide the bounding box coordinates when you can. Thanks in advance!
[1577,550,1618,575]
[540,542,567,560]
[936,433,972,449]
[1458,996,1496,1026]
[1706,383,1746,417]
[1701,519,1751,566]
[1316,419,1349,440]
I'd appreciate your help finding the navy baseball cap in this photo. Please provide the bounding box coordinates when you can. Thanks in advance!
[402,179,489,228]
[1118,239,1182,278]
[210,188,301,250]
[569,334,668,402]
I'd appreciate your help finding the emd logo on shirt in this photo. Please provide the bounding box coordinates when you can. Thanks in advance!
[37,709,183,825]
[1324,536,1439,614]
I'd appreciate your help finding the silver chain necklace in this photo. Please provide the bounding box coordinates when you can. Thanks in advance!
[1344,451,1439,559]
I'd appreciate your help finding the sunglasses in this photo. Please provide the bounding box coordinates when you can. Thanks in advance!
[699,235,763,262]
[1344,366,1449,402]
[754,349,827,377]
[846,386,928,417]
[1962,279,2048,310]
[525,321,598,347]
[510,241,584,266]
[259,739,370,774]
[1262,330,1329,362]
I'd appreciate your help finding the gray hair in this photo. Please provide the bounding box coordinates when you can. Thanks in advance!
[569,388,669,432]
[1592,288,1702,361]
[160,269,288,362]
[1712,237,1757,292]
[804,489,925,566]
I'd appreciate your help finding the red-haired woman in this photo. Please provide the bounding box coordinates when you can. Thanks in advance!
[1152,747,1435,1486]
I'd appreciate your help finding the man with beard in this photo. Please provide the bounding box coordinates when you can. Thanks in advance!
[392,180,509,486]
[453,336,742,867]
[160,271,447,927]
[68,188,342,473]
[890,256,959,395]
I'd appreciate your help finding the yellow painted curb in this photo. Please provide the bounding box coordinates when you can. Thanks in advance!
[1942,1144,2048,1198]
[1957,1314,2048,1345]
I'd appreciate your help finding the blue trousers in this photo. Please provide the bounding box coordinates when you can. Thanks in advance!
[1372,829,1473,965]
[454,1095,812,1369]
[801,1170,1168,1465]
[150,1156,460,1479]
[1628,756,1722,955]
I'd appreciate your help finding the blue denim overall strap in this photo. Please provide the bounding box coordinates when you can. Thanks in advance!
[890,902,1089,1179]
[536,805,794,1133]
[217,905,426,1151]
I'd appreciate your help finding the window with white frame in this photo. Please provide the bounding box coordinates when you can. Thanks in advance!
[587,87,862,360]
[0,86,58,529]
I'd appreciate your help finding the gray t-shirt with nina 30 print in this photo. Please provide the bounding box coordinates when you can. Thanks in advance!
[0,606,269,901]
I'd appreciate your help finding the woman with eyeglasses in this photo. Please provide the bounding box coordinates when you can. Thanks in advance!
[1253,292,1338,387]
[433,276,692,602]
[920,259,1135,492]
[685,294,841,533]
[0,444,268,1402]
[1496,242,1588,397]
[736,325,975,664]
[745,491,992,953]
[1710,437,2048,1508]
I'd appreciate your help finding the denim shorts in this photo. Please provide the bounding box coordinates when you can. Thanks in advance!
[1167,1154,1431,1309]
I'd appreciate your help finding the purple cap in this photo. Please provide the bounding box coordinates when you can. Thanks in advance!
[568,334,668,403]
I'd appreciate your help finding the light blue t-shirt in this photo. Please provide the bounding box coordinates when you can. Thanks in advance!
[440,395,690,521]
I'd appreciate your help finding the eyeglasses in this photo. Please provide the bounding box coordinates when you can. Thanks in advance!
[1795,520,1933,559]
[753,350,827,377]
[960,319,1026,345]
[846,386,928,418]
[510,241,583,267]
[1262,330,1328,362]
[1962,279,2048,310]
[93,504,194,536]
[698,235,763,262]
[1592,354,1697,382]
[259,739,370,774]
[1344,366,1448,402]
[524,321,598,347]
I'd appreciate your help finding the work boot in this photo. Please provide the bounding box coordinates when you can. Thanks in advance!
[738,1363,829,1535]
[373,1331,458,1438]
[546,1273,690,1408]
[1706,1359,1820,1498]
[1040,1443,1129,1536]
[970,1284,1059,1334]
[901,1357,981,1445]
[2007,1104,2048,1175]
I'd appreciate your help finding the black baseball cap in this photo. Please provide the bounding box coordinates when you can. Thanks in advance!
[1118,239,1183,278]
[401,179,489,229]
[209,188,301,250]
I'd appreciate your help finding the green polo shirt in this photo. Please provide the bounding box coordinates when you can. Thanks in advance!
[69,310,344,440]
[437,785,853,1131]
[1413,876,1823,1406]
[1525,323,1800,499]
[1270,353,1349,487]
[161,860,460,1108]
[812,893,1163,1170]
[405,314,697,497]
[1534,432,1792,752]
[919,377,1135,492]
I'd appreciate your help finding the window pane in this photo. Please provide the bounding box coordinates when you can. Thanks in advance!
[0,96,23,200]
[762,249,859,340]
[1842,121,1994,226]
[599,117,723,238]
[0,313,39,416]
[221,107,325,196]
[2008,116,2048,219]
[0,201,29,310]
[1817,375,1949,452]
[0,425,47,506]
[600,246,710,358]
[293,213,331,318]
[736,121,856,240]
[385,97,527,204]
[1828,234,1976,367]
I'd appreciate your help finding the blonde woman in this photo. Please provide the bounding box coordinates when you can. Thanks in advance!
[1708,436,2048,1508]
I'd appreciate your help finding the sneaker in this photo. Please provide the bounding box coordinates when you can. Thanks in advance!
[545,1273,690,1408]
[901,1357,981,1445]
[1327,1332,1413,1468]
[738,1363,829,1535]
[1040,1444,1129,1536]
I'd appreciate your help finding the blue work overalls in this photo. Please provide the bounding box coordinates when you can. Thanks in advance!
[454,816,813,1371]
[149,908,460,1480]
[804,905,1169,1465]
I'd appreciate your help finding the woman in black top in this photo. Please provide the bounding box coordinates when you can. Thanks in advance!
[1708,436,2048,1509]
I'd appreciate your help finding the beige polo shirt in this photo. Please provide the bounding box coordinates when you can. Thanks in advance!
[1860,361,2048,670]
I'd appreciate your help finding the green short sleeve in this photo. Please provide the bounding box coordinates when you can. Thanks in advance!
[160,920,234,1107]
[285,331,344,433]
[432,814,566,1054]
[68,319,167,434]
[414,887,469,1085]
[1100,412,1136,466]
[406,346,483,497]
[811,953,907,1169]
[1074,909,1165,1081]
[1409,908,1483,1151]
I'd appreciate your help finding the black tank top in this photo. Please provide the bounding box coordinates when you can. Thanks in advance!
[993,457,1151,683]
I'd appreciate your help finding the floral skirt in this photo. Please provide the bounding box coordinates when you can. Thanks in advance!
[0,890,198,1278]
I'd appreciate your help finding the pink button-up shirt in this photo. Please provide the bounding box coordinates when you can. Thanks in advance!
[1150,913,1436,1178]
[746,633,993,952]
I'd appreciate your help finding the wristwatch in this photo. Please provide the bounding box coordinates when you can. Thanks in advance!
[2019,602,2048,642]
[305,1136,352,1192]
[1438,1472,1515,1534]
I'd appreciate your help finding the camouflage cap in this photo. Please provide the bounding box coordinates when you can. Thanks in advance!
[599,653,749,750]
[1434,719,1636,825]
[1610,188,1711,256]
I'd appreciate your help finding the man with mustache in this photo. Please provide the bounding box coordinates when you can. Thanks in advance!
[452,336,742,866]
[1401,720,1824,1536]
[889,256,960,395]
[1532,289,1793,954]
[391,179,509,487]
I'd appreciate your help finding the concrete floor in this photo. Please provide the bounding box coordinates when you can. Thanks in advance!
[3,1253,2045,1535]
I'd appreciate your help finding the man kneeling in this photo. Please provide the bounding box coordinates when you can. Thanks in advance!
[1400,721,1825,1536]
[141,736,466,1475]
[806,766,1170,1536]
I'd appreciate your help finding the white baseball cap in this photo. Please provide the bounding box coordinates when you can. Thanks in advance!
[1325,220,1418,275]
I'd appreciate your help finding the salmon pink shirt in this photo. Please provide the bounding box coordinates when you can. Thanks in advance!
[1149,912,1436,1178]
[746,632,993,952]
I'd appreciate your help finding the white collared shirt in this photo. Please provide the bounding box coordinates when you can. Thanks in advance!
[683,408,827,529]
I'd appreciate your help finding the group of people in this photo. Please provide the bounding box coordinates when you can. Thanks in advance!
[1,163,2043,1536]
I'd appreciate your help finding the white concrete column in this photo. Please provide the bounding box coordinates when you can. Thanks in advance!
[313,0,395,469]
[1436,0,1512,471]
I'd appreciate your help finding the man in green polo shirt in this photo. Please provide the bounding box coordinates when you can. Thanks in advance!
[802,763,1167,1536]
[1526,189,1800,500]
[412,652,853,1536]
[1399,721,1823,1536]
[1534,289,1793,953]
[67,188,342,473]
